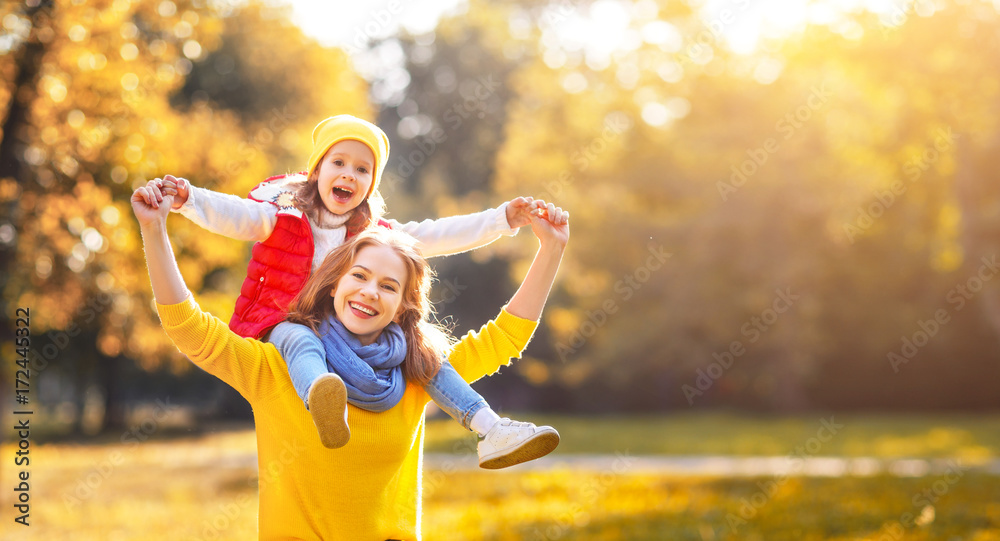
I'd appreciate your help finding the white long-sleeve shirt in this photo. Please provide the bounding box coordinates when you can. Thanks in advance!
[174,184,517,273]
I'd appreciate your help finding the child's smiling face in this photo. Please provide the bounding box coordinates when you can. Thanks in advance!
[315,139,375,215]
[330,244,408,345]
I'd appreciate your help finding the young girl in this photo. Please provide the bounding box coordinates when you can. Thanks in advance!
[146,114,556,466]
[131,184,569,539]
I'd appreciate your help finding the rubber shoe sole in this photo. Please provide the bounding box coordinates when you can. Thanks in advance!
[308,373,350,449]
[479,427,560,470]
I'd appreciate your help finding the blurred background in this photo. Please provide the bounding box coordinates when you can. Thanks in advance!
[1,0,1000,539]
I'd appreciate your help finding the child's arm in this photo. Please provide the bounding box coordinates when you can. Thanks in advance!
[132,185,280,401]
[146,175,278,242]
[389,197,543,258]
[444,203,569,384]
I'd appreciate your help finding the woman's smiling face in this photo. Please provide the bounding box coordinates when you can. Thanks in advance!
[331,244,409,345]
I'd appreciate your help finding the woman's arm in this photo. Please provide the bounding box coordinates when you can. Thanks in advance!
[131,185,281,401]
[504,202,569,321]
[132,185,190,304]
[445,203,569,384]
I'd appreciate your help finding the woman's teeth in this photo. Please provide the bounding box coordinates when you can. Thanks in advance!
[350,302,375,316]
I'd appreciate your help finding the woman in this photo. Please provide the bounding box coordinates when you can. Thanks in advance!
[131,183,568,540]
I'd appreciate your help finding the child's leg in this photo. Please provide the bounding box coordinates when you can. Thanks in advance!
[425,360,493,432]
[269,322,349,448]
[268,322,328,405]
[427,361,560,469]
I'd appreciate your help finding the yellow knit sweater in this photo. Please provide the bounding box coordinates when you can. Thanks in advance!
[156,296,537,540]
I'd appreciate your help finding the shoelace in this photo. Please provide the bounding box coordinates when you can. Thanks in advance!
[496,418,535,430]
[481,419,537,443]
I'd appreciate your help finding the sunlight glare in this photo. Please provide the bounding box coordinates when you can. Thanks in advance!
[701,0,811,54]
[283,0,464,50]
[541,0,635,66]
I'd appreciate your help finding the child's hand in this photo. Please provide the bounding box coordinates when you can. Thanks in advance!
[505,196,542,229]
[529,201,569,248]
[144,175,190,210]
[131,182,174,227]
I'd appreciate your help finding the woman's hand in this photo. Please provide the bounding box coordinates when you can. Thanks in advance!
[143,174,190,210]
[529,201,569,249]
[132,179,190,305]
[131,182,174,228]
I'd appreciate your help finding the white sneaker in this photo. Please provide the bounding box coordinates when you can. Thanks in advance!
[307,373,350,449]
[477,418,560,469]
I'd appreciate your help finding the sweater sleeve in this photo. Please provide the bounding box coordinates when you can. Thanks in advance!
[155,296,284,403]
[387,204,516,258]
[446,308,539,384]
[174,185,278,241]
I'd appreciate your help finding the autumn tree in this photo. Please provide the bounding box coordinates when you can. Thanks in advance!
[491,0,1000,410]
[0,0,368,432]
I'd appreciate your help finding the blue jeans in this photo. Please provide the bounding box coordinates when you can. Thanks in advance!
[268,322,487,431]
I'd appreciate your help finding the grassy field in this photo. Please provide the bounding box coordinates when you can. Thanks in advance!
[423,411,1000,459]
[1,413,998,540]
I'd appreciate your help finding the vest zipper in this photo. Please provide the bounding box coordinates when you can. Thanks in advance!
[242,272,266,318]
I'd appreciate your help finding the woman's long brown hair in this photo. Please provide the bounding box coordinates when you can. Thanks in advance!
[284,228,452,385]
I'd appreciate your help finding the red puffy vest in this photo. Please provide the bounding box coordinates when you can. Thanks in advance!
[229,174,391,339]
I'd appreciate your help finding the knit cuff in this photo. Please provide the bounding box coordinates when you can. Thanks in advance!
[496,307,539,349]
[155,295,198,326]
[495,202,518,237]
[172,183,198,214]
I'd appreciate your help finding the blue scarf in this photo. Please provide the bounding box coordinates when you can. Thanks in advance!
[318,315,407,412]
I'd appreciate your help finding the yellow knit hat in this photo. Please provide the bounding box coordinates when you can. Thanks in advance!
[306,115,390,198]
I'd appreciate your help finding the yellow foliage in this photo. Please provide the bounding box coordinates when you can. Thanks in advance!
[3,0,371,374]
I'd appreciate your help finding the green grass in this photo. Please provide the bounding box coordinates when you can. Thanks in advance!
[3,415,1000,541]
[14,409,1000,460]
[423,411,1000,460]
[423,470,1000,541]
[2,428,997,541]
